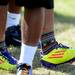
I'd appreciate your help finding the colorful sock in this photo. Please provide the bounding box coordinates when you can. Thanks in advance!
[18,43,37,66]
[6,12,21,28]
[40,32,57,54]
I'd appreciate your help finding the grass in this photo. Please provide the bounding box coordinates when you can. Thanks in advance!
[1,0,75,75]
[54,0,75,17]
[54,0,75,48]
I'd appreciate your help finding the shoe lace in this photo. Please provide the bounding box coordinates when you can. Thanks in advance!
[40,42,69,55]
[58,43,69,48]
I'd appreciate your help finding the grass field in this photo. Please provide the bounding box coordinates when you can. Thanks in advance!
[1,0,75,75]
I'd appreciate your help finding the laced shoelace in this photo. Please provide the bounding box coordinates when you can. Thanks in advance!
[40,42,69,55]
[58,43,69,48]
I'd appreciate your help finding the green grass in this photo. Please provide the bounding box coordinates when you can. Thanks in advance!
[54,0,75,17]
[54,0,75,47]
[1,0,75,75]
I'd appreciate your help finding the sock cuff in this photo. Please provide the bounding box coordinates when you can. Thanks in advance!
[41,32,55,41]
[7,12,21,17]
[6,12,21,28]
[42,32,54,36]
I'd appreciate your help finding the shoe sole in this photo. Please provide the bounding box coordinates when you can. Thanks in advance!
[40,58,75,69]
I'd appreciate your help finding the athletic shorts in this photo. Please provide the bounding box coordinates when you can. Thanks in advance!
[15,0,54,9]
[0,0,9,5]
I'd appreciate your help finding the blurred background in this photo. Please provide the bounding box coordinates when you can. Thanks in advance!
[0,0,75,75]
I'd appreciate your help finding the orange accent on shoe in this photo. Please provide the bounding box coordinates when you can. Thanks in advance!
[48,50,65,58]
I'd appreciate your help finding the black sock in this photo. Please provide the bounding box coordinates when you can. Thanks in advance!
[40,32,57,54]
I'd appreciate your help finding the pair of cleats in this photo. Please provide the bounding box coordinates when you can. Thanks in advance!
[5,26,75,75]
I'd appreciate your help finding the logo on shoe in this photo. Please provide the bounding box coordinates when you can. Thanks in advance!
[48,50,66,58]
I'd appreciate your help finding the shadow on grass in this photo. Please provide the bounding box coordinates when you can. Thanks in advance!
[47,63,75,73]
[55,12,75,25]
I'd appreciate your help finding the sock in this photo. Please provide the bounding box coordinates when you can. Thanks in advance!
[40,32,57,54]
[6,12,21,28]
[0,41,6,49]
[19,43,37,66]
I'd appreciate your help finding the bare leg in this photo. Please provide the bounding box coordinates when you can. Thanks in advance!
[0,6,7,42]
[22,8,45,46]
[43,9,54,33]
[8,0,20,13]
[38,8,56,54]
[18,8,45,67]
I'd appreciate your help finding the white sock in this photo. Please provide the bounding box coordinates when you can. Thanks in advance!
[6,12,21,28]
[19,43,37,66]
